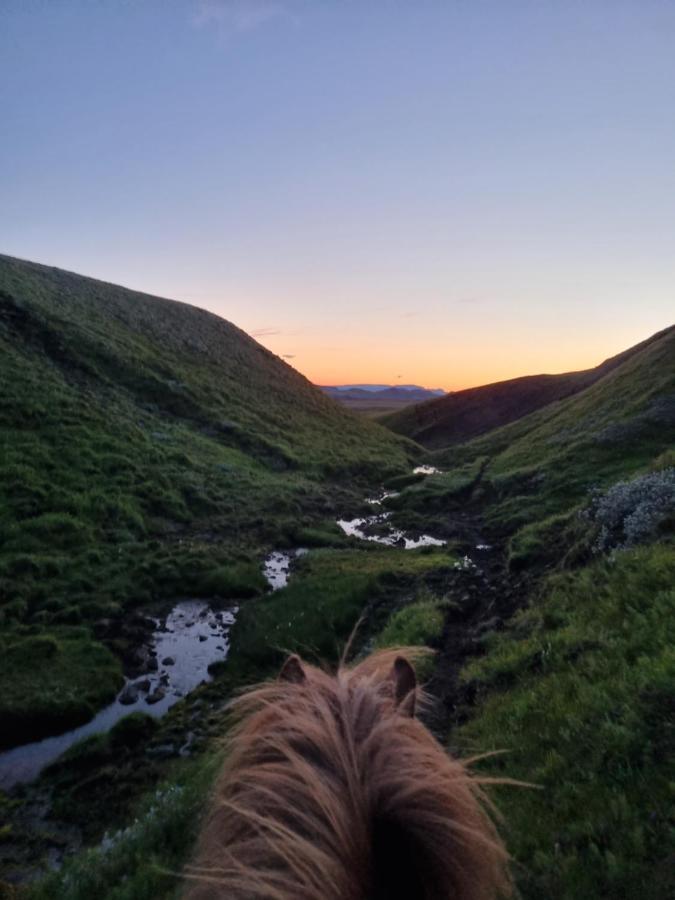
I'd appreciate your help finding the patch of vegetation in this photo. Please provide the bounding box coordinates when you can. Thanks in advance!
[192,561,267,598]
[230,547,457,670]
[0,628,123,748]
[457,544,675,899]
[582,467,675,553]
[375,593,444,649]
[286,522,348,548]
[506,510,583,572]
[27,754,222,900]
[385,457,486,518]
[375,590,445,680]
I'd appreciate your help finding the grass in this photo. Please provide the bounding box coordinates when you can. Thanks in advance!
[0,628,123,748]
[0,255,415,747]
[230,546,457,670]
[456,543,675,899]
[375,593,445,649]
[374,589,446,680]
[27,753,222,900]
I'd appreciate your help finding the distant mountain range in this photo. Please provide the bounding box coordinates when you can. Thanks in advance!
[321,384,445,403]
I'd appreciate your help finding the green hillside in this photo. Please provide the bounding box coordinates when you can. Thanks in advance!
[0,255,413,747]
[382,324,675,898]
[2,258,673,899]
[388,323,675,551]
[383,326,671,449]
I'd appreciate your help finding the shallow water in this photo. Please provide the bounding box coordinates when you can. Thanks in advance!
[0,600,236,790]
[365,490,400,506]
[263,549,308,591]
[336,513,445,549]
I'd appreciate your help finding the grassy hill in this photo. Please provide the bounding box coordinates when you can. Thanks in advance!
[0,254,414,747]
[388,323,675,550]
[383,326,672,449]
[382,324,675,898]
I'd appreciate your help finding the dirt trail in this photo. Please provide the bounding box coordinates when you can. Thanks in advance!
[422,522,525,739]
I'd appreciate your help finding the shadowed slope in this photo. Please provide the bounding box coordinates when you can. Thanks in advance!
[383,326,673,449]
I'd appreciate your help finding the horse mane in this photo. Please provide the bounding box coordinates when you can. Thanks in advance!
[183,648,512,899]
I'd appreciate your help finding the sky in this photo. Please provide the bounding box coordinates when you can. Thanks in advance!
[2,0,674,391]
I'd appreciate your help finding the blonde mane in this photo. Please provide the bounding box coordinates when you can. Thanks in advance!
[184,648,511,899]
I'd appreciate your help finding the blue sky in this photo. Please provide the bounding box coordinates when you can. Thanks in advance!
[2,0,674,388]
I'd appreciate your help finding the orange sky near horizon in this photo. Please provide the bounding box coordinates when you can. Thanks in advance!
[4,1,675,401]
[247,317,666,393]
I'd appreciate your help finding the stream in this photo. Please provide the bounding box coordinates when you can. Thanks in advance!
[0,469,449,790]
[336,512,446,548]
[262,548,308,590]
[0,601,236,790]
[337,482,447,548]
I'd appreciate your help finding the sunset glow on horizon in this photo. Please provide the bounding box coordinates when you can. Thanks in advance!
[2,1,674,391]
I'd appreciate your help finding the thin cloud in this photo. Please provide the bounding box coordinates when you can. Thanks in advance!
[251,327,281,337]
[193,0,301,34]
[282,353,296,359]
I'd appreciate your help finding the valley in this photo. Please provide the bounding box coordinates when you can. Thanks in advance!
[0,257,673,900]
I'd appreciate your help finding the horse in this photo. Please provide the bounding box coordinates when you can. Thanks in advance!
[183,648,511,899]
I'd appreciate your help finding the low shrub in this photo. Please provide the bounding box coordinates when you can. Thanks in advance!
[583,467,675,553]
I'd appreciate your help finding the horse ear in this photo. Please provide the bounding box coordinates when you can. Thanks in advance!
[279,654,306,684]
[390,656,417,717]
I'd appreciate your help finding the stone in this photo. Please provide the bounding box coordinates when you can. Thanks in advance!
[146,687,166,705]
[119,683,139,705]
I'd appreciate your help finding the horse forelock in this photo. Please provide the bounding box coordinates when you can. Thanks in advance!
[184,648,512,900]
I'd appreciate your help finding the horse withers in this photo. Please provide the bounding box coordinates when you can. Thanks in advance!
[184,648,511,899]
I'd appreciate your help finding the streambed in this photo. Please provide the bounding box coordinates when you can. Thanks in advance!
[1,468,447,790]
[0,601,236,790]
[337,483,447,549]
[262,549,308,590]
[336,512,446,548]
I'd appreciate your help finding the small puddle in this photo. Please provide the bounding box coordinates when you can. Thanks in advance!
[263,549,308,591]
[337,513,445,549]
[338,480,446,549]
[366,490,400,506]
[0,600,236,790]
